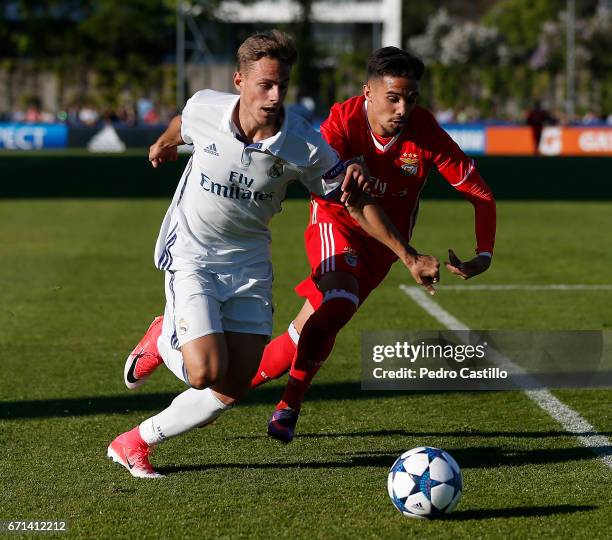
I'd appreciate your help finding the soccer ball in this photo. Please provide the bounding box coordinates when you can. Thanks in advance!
[387,446,463,519]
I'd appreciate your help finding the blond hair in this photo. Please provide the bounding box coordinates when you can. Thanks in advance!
[236,30,298,73]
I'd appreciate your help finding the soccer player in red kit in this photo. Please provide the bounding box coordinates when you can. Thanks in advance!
[252,47,497,442]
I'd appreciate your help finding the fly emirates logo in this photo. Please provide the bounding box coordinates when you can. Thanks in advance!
[200,171,275,202]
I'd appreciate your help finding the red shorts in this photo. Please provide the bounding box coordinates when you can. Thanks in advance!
[295,200,398,309]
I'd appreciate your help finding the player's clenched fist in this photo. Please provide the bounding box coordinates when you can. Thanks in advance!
[149,114,183,168]
[149,141,178,168]
[406,253,440,295]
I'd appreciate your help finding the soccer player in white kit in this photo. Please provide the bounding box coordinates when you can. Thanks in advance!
[106,31,371,478]
[107,31,440,478]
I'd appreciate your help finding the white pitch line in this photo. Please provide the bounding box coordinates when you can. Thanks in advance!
[435,284,612,291]
[399,285,612,470]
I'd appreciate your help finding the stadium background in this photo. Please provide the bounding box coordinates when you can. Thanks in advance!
[1,1,611,538]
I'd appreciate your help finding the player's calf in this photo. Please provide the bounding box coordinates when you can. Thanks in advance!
[107,386,234,478]
[270,293,358,441]
[216,331,268,400]
[291,291,358,376]
[251,321,300,387]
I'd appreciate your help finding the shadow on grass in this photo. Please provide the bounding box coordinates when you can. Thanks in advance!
[447,504,596,521]
[155,444,610,474]
[0,391,178,420]
[0,382,456,420]
[346,445,612,468]
[231,428,612,440]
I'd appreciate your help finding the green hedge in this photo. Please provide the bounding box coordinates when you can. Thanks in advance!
[1,154,611,200]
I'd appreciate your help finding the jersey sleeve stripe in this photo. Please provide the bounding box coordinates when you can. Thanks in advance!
[322,159,345,180]
[450,160,475,187]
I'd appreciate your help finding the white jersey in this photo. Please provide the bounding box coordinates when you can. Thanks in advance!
[155,90,344,271]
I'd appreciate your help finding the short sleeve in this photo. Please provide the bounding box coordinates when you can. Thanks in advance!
[299,135,344,197]
[179,95,196,145]
[180,91,212,145]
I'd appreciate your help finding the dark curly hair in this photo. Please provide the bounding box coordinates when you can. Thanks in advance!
[367,47,425,81]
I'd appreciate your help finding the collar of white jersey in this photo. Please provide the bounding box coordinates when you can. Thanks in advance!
[220,94,289,155]
[364,100,403,153]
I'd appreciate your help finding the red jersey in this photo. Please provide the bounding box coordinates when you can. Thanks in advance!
[316,96,496,254]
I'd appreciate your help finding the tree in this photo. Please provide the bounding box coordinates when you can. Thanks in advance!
[1,0,175,109]
[482,0,565,55]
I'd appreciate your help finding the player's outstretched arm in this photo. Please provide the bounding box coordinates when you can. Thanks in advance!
[430,113,496,277]
[149,115,183,168]
[346,199,440,295]
[445,249,491,280]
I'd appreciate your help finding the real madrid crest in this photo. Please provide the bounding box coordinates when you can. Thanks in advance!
[268,158,285,179]
[398,152,419,176]
[178,318,189,335]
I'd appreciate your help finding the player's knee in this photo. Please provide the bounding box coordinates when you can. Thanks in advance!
[187,366,224,390]
[186,369,207,389]
[186,355,228,390]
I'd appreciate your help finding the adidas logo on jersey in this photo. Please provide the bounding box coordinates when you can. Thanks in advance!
[203,143,219,156]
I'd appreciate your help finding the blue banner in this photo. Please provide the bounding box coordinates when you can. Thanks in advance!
[441,123,486,155]
[0,123,68,150]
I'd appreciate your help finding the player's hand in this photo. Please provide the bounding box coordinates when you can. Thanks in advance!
[445,249,491,280]
[340,163,371,206]
[406,254,440,295]
[149,140,178,168]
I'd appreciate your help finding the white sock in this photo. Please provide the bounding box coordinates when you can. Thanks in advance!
[139,388,231,445]
[157,334,189,385]
[288,321,300,345]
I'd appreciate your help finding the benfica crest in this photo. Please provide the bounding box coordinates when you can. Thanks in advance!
[398,152,419,176]
[343,247,359,267]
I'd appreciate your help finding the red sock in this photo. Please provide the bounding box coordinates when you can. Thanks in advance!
[278,297,357,411]
[251,329,297,388]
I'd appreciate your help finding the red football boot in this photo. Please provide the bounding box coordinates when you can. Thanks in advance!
[124,316,164,389]
[107,427,163,479]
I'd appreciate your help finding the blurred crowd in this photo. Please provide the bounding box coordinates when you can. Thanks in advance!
[0,98,174,128]
[2,97,611,128]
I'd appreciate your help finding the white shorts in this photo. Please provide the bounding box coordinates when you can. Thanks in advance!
[162,261,273,348]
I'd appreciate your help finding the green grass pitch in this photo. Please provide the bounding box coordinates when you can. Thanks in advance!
[0,198,611,538]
